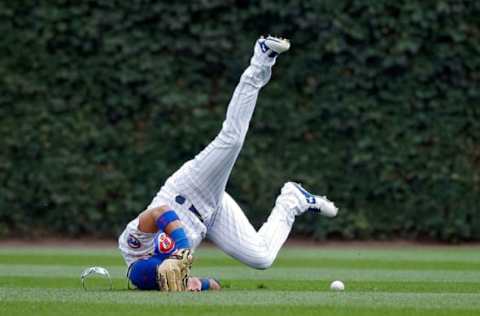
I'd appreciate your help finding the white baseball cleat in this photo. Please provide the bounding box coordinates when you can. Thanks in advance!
[251,35,290,66]
[261,36,291,56]
[280,182,338,217]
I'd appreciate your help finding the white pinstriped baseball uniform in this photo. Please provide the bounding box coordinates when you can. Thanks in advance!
[119,42,297,269]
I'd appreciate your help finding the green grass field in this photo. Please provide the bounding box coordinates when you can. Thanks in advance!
[1,244,479,316]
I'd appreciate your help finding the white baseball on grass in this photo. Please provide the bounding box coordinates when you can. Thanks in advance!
[330,280,345,291]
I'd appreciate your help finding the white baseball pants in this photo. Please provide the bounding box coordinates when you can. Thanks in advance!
[151,61,296,269]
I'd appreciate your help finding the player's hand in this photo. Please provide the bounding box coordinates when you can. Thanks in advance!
[156,249,193,292]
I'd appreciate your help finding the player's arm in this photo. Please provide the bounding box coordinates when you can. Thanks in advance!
[138,206,190,249]
[138,206,193,291]
[187,277,221,291]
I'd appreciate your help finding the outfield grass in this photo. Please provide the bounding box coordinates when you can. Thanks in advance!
[0,244,479,315]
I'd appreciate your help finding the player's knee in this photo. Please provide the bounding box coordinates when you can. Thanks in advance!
[224,134,244,149]
[218,126,245,148]
[250,259,273,270]
[229,136,244,149]
[253,261,273,270]
[246,254,274,270]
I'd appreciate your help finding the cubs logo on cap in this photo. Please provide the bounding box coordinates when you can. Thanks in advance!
[157,233,175,254]
[127,234,141,249]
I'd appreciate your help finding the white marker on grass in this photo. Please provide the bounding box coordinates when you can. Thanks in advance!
[330,280,345,291]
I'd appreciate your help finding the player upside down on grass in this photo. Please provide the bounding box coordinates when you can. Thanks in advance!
[118,35,338,292]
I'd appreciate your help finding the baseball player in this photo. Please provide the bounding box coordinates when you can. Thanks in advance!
[118,35,338,292]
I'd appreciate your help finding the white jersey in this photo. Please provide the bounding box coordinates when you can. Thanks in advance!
[118,218,155,267]
[119,46,298,269]
[118,186,207,267]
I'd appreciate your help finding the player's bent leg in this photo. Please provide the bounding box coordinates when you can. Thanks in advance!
[207,192,287,270]
[207,183,338,270]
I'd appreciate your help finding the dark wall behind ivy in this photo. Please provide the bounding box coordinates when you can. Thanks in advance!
[1,1,479,241]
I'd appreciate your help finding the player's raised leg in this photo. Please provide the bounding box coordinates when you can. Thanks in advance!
[168,36,290,210]
[207,183,337,269]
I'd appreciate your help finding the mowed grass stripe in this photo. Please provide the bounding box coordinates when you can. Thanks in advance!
[3,276,480,294]
[2,287,480,310]
[0,254,123,267]
[277,248,480,262]
[2,302,479,316]
[2,254,480,270]
[2,246,480,262]
[0,248,120,256]
[1,264,480,283]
